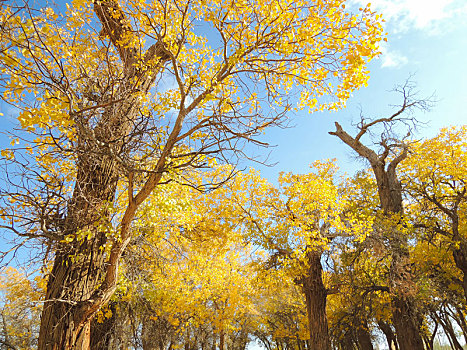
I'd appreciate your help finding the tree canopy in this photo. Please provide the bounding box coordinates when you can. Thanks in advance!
[0,1,466,350]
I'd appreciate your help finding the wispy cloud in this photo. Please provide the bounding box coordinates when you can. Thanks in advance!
[379,45,408,68]
[351,0,467,33]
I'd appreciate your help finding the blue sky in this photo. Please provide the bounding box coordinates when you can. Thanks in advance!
[252,0,467,182]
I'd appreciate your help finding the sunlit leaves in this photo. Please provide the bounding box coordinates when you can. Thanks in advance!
[0,267,45,349]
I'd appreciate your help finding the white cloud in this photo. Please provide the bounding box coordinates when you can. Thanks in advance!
[351,0,467,33]
[379,46,409,68]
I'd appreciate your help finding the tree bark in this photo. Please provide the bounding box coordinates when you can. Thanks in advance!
[302,250,331,350]
[38,152,119,349]
[390,240,424,350]
[391,296,424,350]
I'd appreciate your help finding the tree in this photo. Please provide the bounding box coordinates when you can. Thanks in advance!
[329,82,431,350]
[126,172,260,350]
[0,0,383,348]
[401,126,467,300]
[327,170,391,350]
[0,267,45,350]
[276,161,347,350]
[252,268,309,350]
[237,161,352,349]
[90,167,270,350]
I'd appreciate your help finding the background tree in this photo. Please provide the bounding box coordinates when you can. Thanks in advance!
[237,161,355,349]
[0,0,383,348]
[0,267,44,350]
[401,126,467,300]
[327,170,391,350]
[89,167,262,350]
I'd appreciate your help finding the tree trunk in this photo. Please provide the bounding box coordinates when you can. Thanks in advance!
[421,318,436,350]
[452,243,467,302]
[37,238,105,349]
[38,153,119,349]
[427,317,438,350]
[36,2,170,347]
[356,321,373,350]
[302,250,330,350]
[377,320,398,350]
[391,296,424,350]
[389,242,424,350]
[211,334,217,350]
[453,306,467,345]
[329,121,424,350]
[142,317,157,350]
[219,329,225,350]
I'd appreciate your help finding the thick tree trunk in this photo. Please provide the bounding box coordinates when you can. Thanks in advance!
[36,1,170,343]
[302,251,330,350]
[391,296,424,350]
[356,321,373,350]
[37,240,105,349]
[38,152,119,349]
[38,239,106,349]
[389,242,424,350]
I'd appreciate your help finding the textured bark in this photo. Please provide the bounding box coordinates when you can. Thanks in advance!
[330,122,424,350]
[302,251,331,350]
[37,152,119,349]
[390,241,424,350]
[391,296,424,350]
